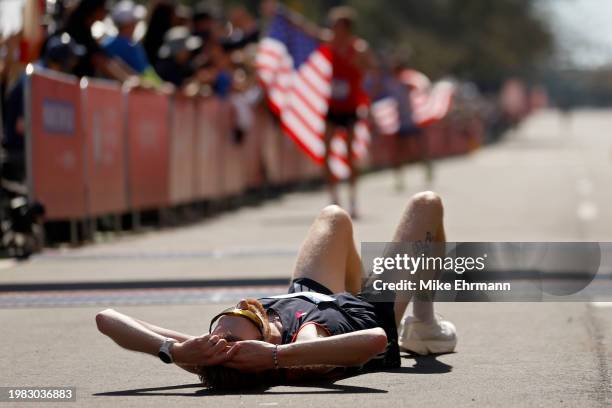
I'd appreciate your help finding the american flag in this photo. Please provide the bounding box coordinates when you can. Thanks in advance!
[398,69,455,128]
[327,121,371,180]
[256,10,369,180]
[371,96,400,136]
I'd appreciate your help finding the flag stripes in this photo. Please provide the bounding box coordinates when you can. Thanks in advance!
[257,11,369,180]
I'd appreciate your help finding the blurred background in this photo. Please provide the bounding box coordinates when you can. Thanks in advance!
[0,0,611,256]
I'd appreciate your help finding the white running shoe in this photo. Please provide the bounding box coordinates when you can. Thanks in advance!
[398,315,457,355]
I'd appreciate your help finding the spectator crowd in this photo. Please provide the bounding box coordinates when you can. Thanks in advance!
[1,0,269,182]
[42,0,259,91]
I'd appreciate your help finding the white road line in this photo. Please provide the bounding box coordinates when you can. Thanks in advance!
[576,178,593,196]
[0,259,17,270]
[0,285,288,308]
[577,201,598,221]
[575,175,598,222]
[590,302,612,308]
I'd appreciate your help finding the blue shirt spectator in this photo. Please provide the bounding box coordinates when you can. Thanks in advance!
[102,35,149,74]
[155,26,202,87]
[213,70,232,98]
[104,0,162,85]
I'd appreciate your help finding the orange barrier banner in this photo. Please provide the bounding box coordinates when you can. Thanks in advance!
[194,98,223,200]
[169,96,195,204]
[279,131,299,184]
[424,123,447,159]
[26,69,86,220]
[125,89,170,210]
[299,146,321,180]
[81,79,127,216]
[261,119,284,186]
[369,133,393,169]
[242,104,266,190]
[217,100,244,197]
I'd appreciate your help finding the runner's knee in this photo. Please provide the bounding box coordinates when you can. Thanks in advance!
[408,191,443,216]
[318,205,353,232]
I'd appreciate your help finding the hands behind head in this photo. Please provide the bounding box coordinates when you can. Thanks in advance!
[172,334,235,366]
[173,334,276,372]
[221,340,277,372]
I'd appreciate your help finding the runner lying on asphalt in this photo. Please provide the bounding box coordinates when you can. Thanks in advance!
[96,191,457,389]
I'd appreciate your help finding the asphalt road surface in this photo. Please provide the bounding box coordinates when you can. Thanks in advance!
[0,109,611,407]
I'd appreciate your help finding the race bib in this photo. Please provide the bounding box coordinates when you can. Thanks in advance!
[261,291,336,304]
[331,79,350,101]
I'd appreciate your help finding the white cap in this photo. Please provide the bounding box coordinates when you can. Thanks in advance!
[111,0,146,26]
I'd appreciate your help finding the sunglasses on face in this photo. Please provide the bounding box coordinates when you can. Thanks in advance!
[208,307,265,340]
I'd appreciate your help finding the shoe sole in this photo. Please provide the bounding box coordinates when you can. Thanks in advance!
[399,338,457,355]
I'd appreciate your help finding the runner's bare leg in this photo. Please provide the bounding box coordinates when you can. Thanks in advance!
[292,192,444,323]
[391,191,446,325]
[346,126,358,217]
[292,205,362,294]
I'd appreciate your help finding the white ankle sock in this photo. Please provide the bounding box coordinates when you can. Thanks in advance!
[412,299,435,323]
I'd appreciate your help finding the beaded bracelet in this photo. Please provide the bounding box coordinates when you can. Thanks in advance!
[272,344,279,370]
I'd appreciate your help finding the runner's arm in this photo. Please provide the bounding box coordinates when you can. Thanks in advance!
[133,318,195,342]
[96,308,171,356]
[95,309,234,372]
[279,327,387,367]
[223,327,387,372]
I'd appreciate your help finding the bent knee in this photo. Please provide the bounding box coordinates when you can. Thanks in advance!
[409,191,443,214]
[95,308,114,333]
[318,205,353,230]
[95,312,106,333]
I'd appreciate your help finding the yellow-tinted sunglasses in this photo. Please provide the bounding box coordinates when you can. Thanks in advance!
[208,307,265,339]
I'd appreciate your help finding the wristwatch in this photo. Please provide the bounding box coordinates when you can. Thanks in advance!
[158,338,177,364]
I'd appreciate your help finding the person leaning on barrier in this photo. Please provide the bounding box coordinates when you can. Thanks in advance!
[96,191,458,390]
[2,34,85,183]
[102,0,164,88]
[45,0,137,83]
[142,1,177,70]
[155,26,203,89]
[223,6,261,51]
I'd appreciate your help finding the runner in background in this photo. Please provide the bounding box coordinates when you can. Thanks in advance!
[365,57,419,193]
[392,62,427,190]
[324,7,369,218]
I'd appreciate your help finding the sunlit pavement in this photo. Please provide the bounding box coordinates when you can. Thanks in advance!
[1,109,611,407]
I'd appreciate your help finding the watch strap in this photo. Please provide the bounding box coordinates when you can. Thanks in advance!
[158,338,177,364]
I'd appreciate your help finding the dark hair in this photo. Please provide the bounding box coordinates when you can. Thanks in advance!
[143,2,176,65]
[62,0,107,32]
[198,366,279,390]
[68,0,107,21]
[327,6,356,29]
[193,2,216,23]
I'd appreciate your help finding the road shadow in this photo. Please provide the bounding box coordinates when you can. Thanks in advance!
[391,352,454,374]
[94,354,451,397]
[94,383,204,397]
[94,381,387,397]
